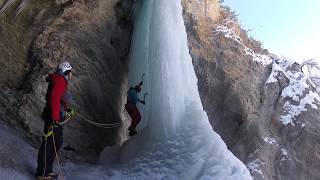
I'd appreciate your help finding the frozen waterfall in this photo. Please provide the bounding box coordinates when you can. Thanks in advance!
[107,0,253,179]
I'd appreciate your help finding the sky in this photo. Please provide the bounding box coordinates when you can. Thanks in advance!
[222,0,320,62]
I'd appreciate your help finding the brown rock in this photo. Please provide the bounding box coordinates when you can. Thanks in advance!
[0,0,134,162]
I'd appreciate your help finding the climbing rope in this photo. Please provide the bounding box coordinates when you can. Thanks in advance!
[52,131,64,180]
[81,119,120,129]
[56,109,120,129]
[76,113,121,129]
[58,117,71,125]
[41,125,63,179]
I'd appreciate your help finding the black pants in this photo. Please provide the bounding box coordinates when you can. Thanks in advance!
[36,118,63,177]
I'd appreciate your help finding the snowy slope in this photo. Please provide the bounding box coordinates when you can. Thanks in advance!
[0,118,248,180]
[0,122,36,180]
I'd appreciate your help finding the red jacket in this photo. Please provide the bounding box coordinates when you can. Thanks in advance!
[45,74,68,122]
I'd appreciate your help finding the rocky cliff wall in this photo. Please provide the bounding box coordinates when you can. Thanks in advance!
[182,0,270,156]
[0,0,134,162]
[182,0,320,179]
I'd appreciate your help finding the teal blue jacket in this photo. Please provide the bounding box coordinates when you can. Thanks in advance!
[127,88,143,105]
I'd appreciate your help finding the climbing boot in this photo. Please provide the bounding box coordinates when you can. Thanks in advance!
[128,126,134,132]
[129,129,137,136]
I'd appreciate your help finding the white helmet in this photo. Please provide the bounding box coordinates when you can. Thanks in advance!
[58,62,72,73]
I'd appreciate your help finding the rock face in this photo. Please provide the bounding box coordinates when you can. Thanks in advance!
[0,0,134,162]
[182,0,320,179]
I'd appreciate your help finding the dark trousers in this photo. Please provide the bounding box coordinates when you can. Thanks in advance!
[36,118,63,176]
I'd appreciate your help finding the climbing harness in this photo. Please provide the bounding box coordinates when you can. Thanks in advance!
[43,129,54,140]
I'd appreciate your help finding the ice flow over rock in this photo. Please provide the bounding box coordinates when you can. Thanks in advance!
[98,0,253,179]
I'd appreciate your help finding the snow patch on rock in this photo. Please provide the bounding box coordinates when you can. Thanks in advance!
[214,20,242,44]
[213,20,272,67]
[263,137,277,145]
[245,48,272,66]
[280,148,289,161]
[265,58,320,125]
[246,159,264,178]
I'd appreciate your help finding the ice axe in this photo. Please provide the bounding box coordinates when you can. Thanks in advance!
[140,73,145,84]
[143,93,149,104]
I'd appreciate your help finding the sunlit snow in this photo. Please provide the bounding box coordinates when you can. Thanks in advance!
[265,58,320,125]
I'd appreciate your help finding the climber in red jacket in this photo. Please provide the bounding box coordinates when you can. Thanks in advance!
[36,62,72,180]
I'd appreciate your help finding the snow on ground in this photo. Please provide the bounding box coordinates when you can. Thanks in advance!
[0,167,29,180]
[265,58,320,125]
[0,121,36,180]
[64,107,251,180]
[0,117,251,180]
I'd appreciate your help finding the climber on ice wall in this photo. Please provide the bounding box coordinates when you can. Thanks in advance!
[125,78,146,137]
